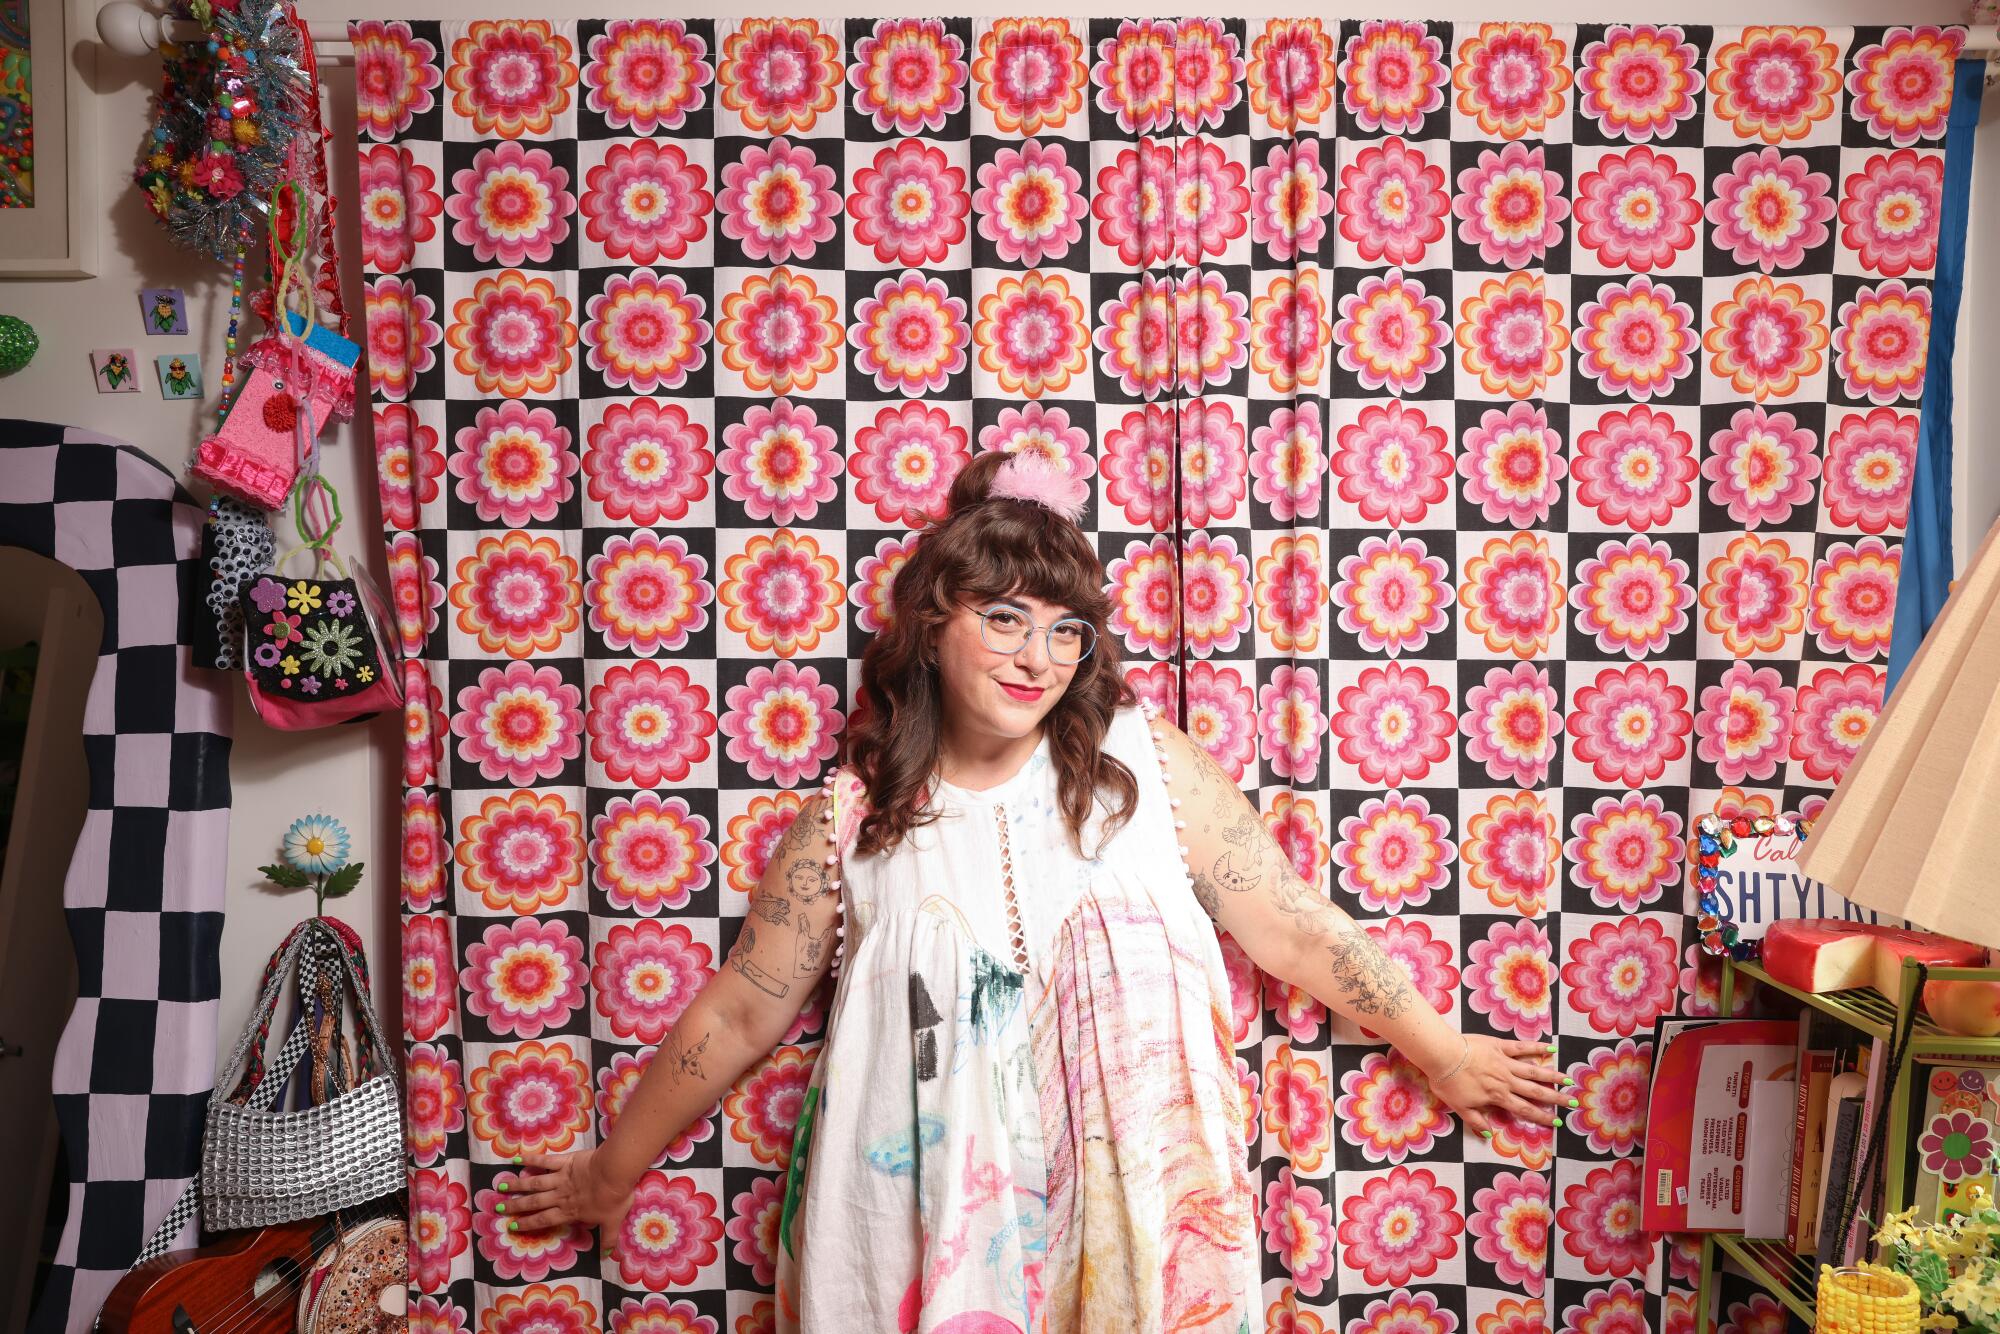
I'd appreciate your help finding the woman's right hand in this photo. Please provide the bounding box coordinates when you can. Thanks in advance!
[507,1147,637,1235]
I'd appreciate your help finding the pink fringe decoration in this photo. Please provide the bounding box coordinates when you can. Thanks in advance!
[988,450,1089,524]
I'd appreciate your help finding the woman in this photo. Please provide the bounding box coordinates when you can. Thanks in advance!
[509,449,1569,1331]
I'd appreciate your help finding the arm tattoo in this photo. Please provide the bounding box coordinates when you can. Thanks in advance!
[1189,872,1222,918]
[750,891,792,925]
[1324,928,1414,1020]
[729,924,791,998]
[661,1029,710,1083]
[793,914,832,976]
[785,857,832,902]
[1212,849,1263,895]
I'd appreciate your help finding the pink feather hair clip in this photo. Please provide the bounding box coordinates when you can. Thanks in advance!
[987,450,1090,524]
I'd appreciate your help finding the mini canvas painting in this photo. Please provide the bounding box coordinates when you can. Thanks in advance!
[156,353,202,399]
[91,348,139,393]
[140,288,187,335]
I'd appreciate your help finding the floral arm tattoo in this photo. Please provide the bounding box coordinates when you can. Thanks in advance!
[1175,727,1414,1022]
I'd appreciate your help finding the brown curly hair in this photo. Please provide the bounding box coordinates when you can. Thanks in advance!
[845,450,1138,859]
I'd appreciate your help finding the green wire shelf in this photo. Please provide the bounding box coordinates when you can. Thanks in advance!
[1694,956,2000,1333]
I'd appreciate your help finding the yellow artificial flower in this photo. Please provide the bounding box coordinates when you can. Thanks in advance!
[232,119,260,146]
[356,665,374,683]
[280,654,301,677]
[287,581,323,614]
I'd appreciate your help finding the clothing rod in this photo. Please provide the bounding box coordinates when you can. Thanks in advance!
[92,8,2000,68]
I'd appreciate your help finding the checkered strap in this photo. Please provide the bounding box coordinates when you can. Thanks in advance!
[127,935,333,1266]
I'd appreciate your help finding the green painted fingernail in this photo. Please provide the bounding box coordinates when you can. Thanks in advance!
[512,1155,524,1165]
[1560,1076,1576,1087]
[1479,1129,1493,1139]
[1567,1098,1580,1109]
[1546,1043,1559,1052]
[498,1181,511,1193]
[507,1220,519,1233]
[496,1202,506,1214]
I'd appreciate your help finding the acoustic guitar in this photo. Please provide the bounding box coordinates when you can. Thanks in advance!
[99,1203,405,1334]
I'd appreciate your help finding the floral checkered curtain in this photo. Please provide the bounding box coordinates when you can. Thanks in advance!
[354,18,1966,1334]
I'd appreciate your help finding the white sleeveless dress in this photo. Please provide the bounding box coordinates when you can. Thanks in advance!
[773,699,1260,1334]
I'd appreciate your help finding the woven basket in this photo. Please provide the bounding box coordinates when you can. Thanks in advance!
[1816,1265,1921,1334]
[202,920,402,1230]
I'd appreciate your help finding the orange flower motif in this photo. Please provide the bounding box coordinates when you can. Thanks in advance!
[447,271,576,398]
[451,531,581,658]
[1700,533,1810,656]
[1477,1298,1548,1334]
[1255,533,1325,655]
[1453,24,1570,139]
[978,271,1089,398]
[721,792,809,898]
[1703,276,1828,402]
[720,529,843,659]
[1263,1042,1334,1173]
[718,19,841,134]
[1708,27,1841,144]
[1250,271,1329,395]
[973,19,1085,135]
[718,268,843,396]
[1464,791,1557,916]
[1249,20,1335,130]
[1461,532,1564,659]
[1457,273,1569,401]
[455,790,584,915]
[446,21,576,139]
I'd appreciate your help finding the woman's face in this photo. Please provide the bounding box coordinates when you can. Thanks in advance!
[932,592,1084,744]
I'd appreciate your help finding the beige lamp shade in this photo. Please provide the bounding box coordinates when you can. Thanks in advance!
[1796,514,2000,950]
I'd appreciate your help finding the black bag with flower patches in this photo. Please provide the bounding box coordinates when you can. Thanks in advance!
[238,546,403,730]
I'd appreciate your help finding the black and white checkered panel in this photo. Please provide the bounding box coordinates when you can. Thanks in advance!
[1,423,233,1334]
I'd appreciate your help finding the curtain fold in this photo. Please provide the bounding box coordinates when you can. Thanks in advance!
[355,19,1968,1334]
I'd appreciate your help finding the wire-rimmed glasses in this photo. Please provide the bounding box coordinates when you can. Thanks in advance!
[973,603,1097,665]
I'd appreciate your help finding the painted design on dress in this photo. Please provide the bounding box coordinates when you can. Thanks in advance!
[867,1112,947,1178]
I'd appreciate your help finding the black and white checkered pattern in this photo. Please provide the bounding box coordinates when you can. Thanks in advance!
[1,423,233,1334]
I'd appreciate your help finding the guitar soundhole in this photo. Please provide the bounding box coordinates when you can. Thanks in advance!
[253,1258,303,1300]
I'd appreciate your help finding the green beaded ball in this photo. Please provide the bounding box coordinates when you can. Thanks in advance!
[0,314,37,374]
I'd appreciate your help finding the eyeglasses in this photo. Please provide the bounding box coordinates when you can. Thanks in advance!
[972,603,1096,665]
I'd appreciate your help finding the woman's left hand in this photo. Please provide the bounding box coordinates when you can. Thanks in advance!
[1423,1034,1570,1136]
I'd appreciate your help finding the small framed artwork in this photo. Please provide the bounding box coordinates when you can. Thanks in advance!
[141,289,187,335]
[91,348,139,393]
[0,0,98,276]
[1692,810,1894,959]
[156,353,201,399]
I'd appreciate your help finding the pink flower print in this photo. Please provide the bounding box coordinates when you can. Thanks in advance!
[614,1173,723,1291]
[1573,146,1700,272]
[1470,1170,1551,1292]
[1569,1039,1654,1156]
[721,661,843,787]
[587,660,714,788]
[446,141,572,266]
[1331,401,1452,527]
[403,915,456,1043]
[1457,402,1566,528]
[1091,139,1174,269]
[1250,138,1331,263]
[1100,405,1175,532]
[1453,142,1568,269]
[449,400,576,527]
[1702,407,1821,527]
[1336,269,1447,395]
[972,141,1080,267]
[452,662,582,786]
[1571,406,1696,531]
[1570,536,1693,659]
[850,402,969,527]
[1791,664,1883,784]
[1467,918,1552,1039]
[1249,402,1326,524]
[461,917,586,1039]
[1461,662,1562,787]
[1260,1167,1337,1297]
[852,138,970,268]
[1182,661,1258,786]
[1335,1050,1450,1165]
[719,398,842,525]
[1695,660,1793,784]
[1562,917,1679,1040]
[1333,534,1451,658]
[593,920,712,1046]
[1258,664,1326,786]
[1706,148,1834,273]
[1178,399,1247,528]
[580,140,711,266]
[1335,792,1455,914]
[1557,1159,1651,1277]
[1565,792,1683,913]
[1336,1166,1461,1289]
[718,137,841,264]
[584,398,712,527]
[1840,150,1944,278]
[1332,663,1454,788]
[1822,408,1917,534]
[1336,136,1448,266]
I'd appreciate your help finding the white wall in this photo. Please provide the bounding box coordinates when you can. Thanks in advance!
[0,0,1995,1070]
